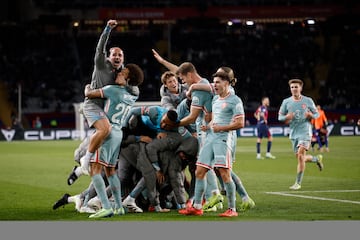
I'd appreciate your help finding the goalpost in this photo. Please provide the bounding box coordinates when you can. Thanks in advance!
[73,102,86,140]
[72,101,161,140]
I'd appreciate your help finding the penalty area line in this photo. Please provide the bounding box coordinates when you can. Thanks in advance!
[265,190,360,205]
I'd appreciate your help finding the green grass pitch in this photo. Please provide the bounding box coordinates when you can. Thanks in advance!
[0,136,359,221]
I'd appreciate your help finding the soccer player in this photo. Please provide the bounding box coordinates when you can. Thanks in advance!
[184,66,255,212]
[121,133,199,212]
[78,19,139,176]
[174,62,224,211]
[278,79,324,190]
[159,71,188,110]
[179,71,245,217]
[152,52,223,209]
[254,96,276,159]
[311,105,329,152]
[84,63,144,218]
[122,105,192,212]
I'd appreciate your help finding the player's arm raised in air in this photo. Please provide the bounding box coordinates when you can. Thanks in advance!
[152,49,179,73]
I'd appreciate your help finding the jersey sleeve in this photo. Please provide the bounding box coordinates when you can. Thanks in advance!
[278,99,288,121]
[94,26,112,69]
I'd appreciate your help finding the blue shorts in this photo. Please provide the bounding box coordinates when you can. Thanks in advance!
[91,126,123,168]
[197,134,233,170]
[82,101,107,127]
[256,124,271,139]
[291,138,311,153]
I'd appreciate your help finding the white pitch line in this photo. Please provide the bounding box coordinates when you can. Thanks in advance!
[285,190,360,193]
[266,190,360,205]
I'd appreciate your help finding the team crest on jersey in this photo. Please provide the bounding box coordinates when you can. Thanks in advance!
[302,104,307,109]
[222,102,227,109]
[192,96,200,105]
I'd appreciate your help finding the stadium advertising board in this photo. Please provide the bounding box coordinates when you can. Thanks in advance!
[1,124,359,141]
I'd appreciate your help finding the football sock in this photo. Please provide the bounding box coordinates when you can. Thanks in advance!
[267,141,272,153]
[296,171,304,185]
[83,192,90,207]
[231,170,249,198]
[205,169,219,200]
[92,173,111,209]
[224,181,236,210]
[107,174,122,209]
[84,150,94,161]
[75,166,83,177]
[129,177,146,198]
[217,176,225,193]
[194,178,206,206]
[67,196,75,203]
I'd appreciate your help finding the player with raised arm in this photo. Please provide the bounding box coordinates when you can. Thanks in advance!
[152,51,224,210]
[70,20,139,181]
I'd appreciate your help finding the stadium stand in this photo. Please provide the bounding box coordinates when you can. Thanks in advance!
[0,0,359,128]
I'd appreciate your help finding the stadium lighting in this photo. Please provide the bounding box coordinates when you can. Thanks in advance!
[306,19,316,25]
[245,20,255,26]
[227,20,233,26]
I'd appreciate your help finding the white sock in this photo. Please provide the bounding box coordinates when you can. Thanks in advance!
[84,150,94,161]
[68,196,75,203]
[75,166,83,177]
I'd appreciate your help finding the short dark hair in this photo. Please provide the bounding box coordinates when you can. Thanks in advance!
[166,110,178,123]
[126,63,144,86]
[216,66,237,86]
[212,71,231,82]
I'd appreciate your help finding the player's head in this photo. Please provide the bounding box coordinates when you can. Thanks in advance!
[108,47,124,70]
[161,71,179,93]
[216,66,237,86]
[125,63,144,86]
[176,62,197,86]
[288,78,303,96]
[160,110,179,130]
[212,71,231,96]
[262,96,270,106]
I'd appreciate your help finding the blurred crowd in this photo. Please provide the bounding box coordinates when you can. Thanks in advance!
[0,16,359,116]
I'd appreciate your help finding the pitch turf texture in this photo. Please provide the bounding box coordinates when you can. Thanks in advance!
[0,136,359,221]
